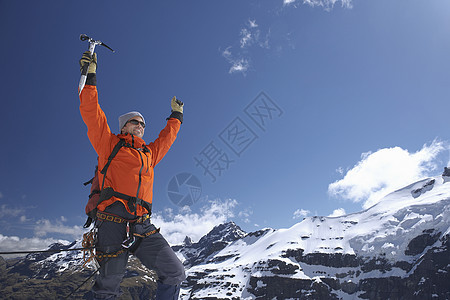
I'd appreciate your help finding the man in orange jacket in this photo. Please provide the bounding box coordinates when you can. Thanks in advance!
[79,51,185,299]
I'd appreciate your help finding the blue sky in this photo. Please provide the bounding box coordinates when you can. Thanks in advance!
[1,0,450,254]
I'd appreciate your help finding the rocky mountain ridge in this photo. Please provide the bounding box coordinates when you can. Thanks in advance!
[1,175,449,299]
[178,175,450,299]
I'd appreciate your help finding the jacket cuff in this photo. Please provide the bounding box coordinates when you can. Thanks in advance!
[86,73,97,86]
[166,111,183,124]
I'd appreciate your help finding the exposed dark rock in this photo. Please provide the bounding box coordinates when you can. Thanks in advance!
[411,179,435,198]
[283,249,361,268]
[183,236,193,246]
[304,253,360,268]
[405,230,441,256]
[248,276,340,300]
[173,221,245,267]
[442,167,450,177]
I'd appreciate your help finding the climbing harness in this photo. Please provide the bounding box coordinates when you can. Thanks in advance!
[95,211,159,250]
[96,211,150,224]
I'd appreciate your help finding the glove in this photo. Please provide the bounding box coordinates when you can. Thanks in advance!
[79,51,97,74]
[171,96,184,114]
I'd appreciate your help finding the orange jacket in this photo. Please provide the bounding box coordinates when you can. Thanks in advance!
[79,85,181,216]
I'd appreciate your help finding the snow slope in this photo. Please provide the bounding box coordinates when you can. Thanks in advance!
[180,176,450,299]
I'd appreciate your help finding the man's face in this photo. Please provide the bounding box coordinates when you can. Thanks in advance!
[121,116,145,138]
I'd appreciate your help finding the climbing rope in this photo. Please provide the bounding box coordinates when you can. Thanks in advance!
[81,228,99,269]
[0,247,92,256]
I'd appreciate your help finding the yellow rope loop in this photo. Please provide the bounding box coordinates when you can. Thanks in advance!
[82,230,97,269]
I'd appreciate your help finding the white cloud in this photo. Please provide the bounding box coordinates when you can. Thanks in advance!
[284,0,353,10]
[230,59,250,74]
[0,204,25,218]
[221,0,353,74]
[240,28,253,48]
[238,208,253,224]
[0,234,70,259]
[240,20,261,49]
[152,199,238,245]
[34,218,85,240]
[248,19,258,28]
[0,192,3,198]
[328,208,346,217]
[222,47,232,57]
[328,140,447,209]
[222,18,270,75]
[222,47,250,74]
[19,215,29,222]
[293,208,310,219]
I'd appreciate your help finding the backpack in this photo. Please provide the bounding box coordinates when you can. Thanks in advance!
[82,138,152,228]
[83,139,126,228]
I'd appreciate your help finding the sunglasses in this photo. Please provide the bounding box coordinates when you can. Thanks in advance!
[127,119,146,128]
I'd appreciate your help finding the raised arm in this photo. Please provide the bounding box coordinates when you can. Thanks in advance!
[148,97,184,166]
[78,52,115,157]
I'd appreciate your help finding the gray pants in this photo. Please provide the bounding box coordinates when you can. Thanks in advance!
[92,203,186,299]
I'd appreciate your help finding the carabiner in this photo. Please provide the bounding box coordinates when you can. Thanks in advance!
[122,236,136,249]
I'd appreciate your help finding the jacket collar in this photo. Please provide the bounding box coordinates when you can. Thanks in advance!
[117,133,146,148]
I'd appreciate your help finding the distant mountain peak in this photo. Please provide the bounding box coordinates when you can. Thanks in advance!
[178,175,450,299]
[1,176,449,299]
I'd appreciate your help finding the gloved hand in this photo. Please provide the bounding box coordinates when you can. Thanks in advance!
[171,96,184,114]
[79,51,97,74]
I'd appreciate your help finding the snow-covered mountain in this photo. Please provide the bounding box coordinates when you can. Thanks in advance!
[1,174,449,299]
[177,175,450,299]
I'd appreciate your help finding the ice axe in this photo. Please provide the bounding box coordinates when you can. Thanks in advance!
[78,34,115,95]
